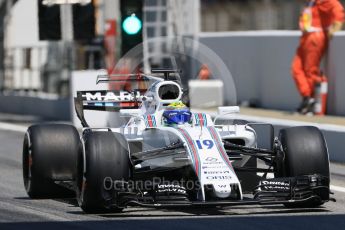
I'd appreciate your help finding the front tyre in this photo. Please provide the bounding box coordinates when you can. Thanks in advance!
[77,131,130,213]
[278,126,330,208]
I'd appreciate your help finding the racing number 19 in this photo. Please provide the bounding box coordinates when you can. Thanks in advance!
[195,140,214,150]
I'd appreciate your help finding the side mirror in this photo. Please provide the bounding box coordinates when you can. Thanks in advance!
[120,109,141,117]
[214,106,240,124]
[217,106,240,115]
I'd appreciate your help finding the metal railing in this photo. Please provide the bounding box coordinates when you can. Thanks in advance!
[2,42,105,97]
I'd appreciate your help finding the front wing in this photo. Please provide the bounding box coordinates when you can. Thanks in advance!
[111,174,331,208]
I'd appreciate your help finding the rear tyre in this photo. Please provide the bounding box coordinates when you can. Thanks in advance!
[278,126,330,208]
[77,132,130,213]
[23,124,80,199]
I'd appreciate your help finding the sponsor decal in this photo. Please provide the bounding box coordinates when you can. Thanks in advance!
[260,180,290,191]
[203,162,223,165]
[203,171,230,174]
[217,190,230,193]
[157,188,186,193]
[156,184,186,194]
[83,91,145,102]
[206,175,232,180]
[202,165,229,169]
[157,184,184,189]
[217,184,228,188]
[205,157,218,162]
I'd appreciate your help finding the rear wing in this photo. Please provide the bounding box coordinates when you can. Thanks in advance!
[74,70,180,127]
[74,90,149,127]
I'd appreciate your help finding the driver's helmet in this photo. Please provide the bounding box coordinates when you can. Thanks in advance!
[163,101,192,126]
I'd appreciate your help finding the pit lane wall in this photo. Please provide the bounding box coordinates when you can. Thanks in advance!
[199,31,345,116]
[0,94,70,120]
[0,70,108,122]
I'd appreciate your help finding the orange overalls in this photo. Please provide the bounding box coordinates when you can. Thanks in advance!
[291,0,344,97]
[198,64,211,80]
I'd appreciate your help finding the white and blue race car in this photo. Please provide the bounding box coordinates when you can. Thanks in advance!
[22,69,332,213]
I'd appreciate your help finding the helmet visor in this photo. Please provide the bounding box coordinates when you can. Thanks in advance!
[163,110,192,125]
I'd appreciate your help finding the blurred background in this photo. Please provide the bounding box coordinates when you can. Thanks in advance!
[0,0,345,122]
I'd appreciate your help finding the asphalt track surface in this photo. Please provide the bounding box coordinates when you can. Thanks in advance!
[0,120,344,230]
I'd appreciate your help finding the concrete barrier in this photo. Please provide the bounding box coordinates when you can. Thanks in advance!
[188,80,224,108]
[0,70,109,123]
[0,94,70,120]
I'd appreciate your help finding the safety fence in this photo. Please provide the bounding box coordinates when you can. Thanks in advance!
[2,42,105,96]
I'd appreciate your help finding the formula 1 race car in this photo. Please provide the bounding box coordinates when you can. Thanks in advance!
[22,69,332,213]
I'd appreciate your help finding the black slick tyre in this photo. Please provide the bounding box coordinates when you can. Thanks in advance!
[278,126,330,208]
[77,131,130,213]
[23,124,80,199]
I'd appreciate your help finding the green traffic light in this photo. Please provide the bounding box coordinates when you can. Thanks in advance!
[122,14,142,35]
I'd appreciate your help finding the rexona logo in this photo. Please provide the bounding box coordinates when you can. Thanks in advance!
[83,91,144,102]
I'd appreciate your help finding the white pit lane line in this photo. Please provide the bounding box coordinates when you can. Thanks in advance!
[330,185,345,193]
[1,121,345,194]
[0,121,28,133]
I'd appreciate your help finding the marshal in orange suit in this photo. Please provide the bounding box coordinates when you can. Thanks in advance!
[291,0,344,114]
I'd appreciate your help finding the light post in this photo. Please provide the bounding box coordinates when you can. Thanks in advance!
[59,3,74,97]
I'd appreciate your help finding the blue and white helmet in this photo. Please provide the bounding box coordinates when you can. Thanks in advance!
[162,102,192,125]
